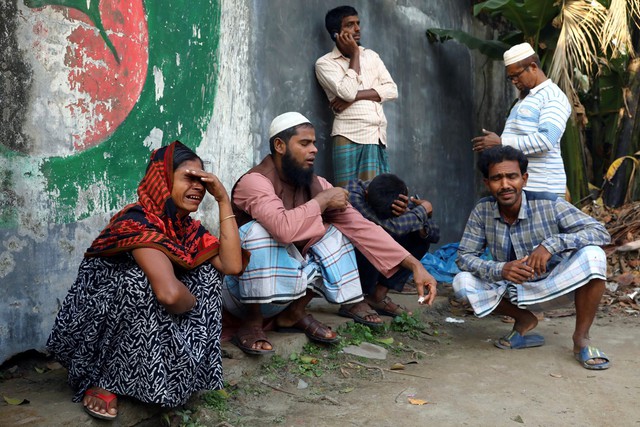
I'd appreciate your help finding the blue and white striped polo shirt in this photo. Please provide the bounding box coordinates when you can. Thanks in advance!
[501,79,571,196]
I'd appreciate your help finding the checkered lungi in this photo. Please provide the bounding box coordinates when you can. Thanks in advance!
[333,135,389,187]
[452,246,607,318]
[223,221,364,318]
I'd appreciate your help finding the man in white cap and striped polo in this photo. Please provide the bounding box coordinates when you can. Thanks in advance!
[471,42,572,198]
[222,112,437,355]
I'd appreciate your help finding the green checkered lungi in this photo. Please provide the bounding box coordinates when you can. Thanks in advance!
[332,135,389,187]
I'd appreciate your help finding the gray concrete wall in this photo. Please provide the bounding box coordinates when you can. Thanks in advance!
[0,0,512,363]
[251,0,484,244]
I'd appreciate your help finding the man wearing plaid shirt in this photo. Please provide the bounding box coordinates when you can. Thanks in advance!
[453,146,612,370]
[347,174,439,317]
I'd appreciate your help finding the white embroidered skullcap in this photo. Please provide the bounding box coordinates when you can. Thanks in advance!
[269,112,311,138]
[503,43,536,66]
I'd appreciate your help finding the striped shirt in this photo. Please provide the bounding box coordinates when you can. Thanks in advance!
[457,191,610,283]
[315,46,397,146]
[501,79,571,196]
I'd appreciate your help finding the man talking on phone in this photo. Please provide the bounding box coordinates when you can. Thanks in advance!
[315,5,398,188]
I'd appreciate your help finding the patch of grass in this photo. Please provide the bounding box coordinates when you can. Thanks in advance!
[261,354,288,380]
[263,354,287,370]
[389,312,427,338]
[200,389,229,413]
[272,414,286,424]
[302,342,323,356]
[289,352,324,377]
[169,409,205,427]
[336,321,387,346]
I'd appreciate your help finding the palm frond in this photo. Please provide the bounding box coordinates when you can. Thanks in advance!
[548,0,607,103]
[549,29,577,103]
[627,0,640,30]
[600,0,635,58]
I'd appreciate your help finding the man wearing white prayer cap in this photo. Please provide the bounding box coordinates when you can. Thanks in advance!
[471,42,572,198]
[222,112,437,355]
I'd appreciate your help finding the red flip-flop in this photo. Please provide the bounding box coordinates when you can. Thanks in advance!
[83,388,118,420]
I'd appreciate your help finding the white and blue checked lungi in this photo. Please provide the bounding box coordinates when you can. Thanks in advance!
[223,221,364,318]
[453,246,607,318]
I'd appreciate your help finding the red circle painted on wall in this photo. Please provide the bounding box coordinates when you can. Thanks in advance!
[26,0,148,151]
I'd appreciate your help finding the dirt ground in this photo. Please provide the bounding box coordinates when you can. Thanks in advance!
[1,294,639,427]
[197,297,640,427]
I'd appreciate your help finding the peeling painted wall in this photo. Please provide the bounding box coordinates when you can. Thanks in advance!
[0,0,511,362]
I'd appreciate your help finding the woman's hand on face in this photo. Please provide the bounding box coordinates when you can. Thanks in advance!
[185,169,229,202]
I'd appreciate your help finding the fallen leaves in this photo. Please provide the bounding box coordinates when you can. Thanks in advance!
[585,201,640,316]
[3,396,29,405]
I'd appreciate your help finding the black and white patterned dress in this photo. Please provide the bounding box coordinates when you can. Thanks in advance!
[47,253,223,407]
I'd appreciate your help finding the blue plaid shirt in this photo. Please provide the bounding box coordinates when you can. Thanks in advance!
[346,179,438,241]
[457,191,610,282]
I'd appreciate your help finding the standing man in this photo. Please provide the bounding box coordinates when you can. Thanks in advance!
[472,42,572,197]
[223,112,437,355]
[453,146,611,370]
[315,5,398,188]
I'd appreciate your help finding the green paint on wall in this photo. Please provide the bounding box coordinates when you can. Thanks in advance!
[31,0,220,224]
[0,147,19,228]
[0,167,17,227]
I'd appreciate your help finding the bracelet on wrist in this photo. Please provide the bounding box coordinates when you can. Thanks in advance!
[220,214,236,223]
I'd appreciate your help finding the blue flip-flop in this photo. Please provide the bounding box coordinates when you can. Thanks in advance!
[494,330,545,350]
[574,346,610,370]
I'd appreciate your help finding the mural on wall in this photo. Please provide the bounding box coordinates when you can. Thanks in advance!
[22,0,149,151]
[0,0,222,228]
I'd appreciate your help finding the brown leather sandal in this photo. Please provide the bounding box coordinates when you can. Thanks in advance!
[366,296,410,317]
[277,314,339,344]
[338,305,384,328]
[232,325,275,355]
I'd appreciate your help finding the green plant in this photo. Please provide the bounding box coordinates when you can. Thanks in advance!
[389,312,427,338]
[201,389,229,414]
[302,342,323,356]
[172,409,204,427]
[289,352,324,377]
[336,321,385,346]
[261,354,287,377]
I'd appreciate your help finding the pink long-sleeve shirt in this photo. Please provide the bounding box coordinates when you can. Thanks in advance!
[233,172,408,278]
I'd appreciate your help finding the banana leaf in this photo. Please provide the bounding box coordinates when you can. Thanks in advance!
[426,29,510,59]
[474,0,560,45]
[561,117,589,204]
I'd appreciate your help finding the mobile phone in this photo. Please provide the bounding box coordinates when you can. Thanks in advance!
[332,32,338,41]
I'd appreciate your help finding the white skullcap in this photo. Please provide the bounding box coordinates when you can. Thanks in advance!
[269,112,311,138]
[503,43,536,66]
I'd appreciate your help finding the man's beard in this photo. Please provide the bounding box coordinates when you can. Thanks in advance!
[282,150,314,187]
